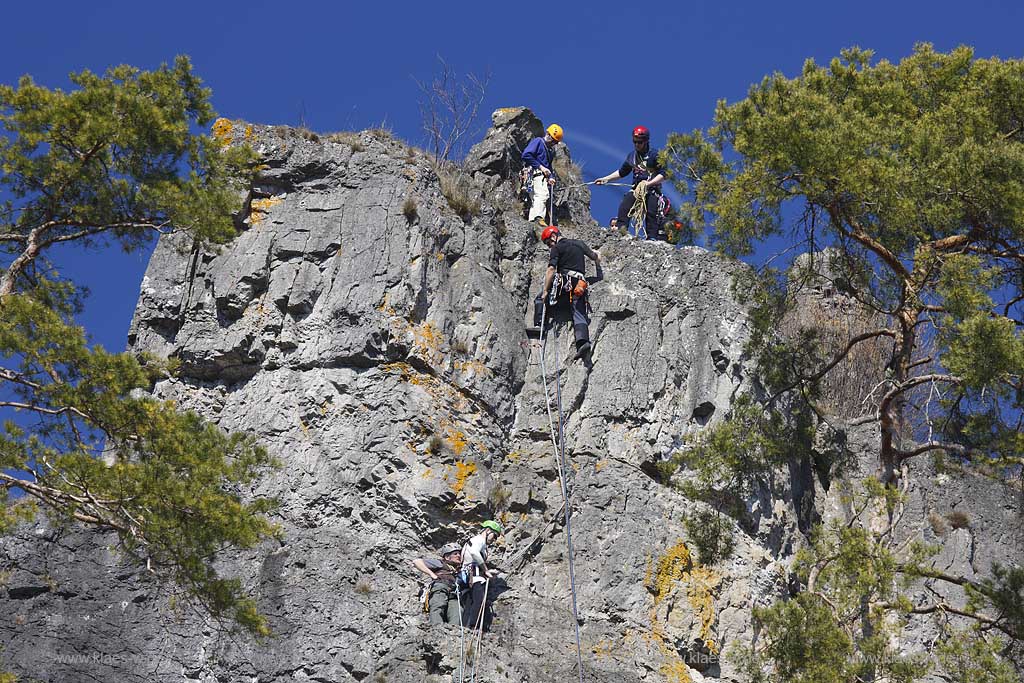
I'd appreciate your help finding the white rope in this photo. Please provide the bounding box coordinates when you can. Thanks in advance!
[456,586,465,683]
[538,297,586,683]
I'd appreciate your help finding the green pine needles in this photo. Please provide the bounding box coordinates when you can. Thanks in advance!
[0,58,276,636]
[657,44,1024,679]
[664,43,1024,481]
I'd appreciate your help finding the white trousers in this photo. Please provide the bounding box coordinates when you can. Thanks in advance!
[528,173,550,222]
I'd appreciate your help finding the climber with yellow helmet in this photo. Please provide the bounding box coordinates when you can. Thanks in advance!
[521,123,564,227]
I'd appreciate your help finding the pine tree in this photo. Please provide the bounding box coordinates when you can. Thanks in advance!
[0,57,276,636]
[661,44,1024,679]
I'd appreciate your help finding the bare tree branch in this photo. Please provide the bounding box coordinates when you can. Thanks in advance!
[414,56,490,162]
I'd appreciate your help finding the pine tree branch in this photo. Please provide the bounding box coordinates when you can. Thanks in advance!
[767,328,898,402]
[878,374,962,421]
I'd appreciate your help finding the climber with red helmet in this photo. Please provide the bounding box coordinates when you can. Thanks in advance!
[594,125,668,239]
[521,123,564,227]
[541,225,602,363]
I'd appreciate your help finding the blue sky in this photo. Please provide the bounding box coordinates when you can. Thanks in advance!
[2,0,1023,352]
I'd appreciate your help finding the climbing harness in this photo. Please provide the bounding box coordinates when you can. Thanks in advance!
[538,297,586,683]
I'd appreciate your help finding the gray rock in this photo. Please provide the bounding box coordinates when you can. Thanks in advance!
[1,118,1019,683]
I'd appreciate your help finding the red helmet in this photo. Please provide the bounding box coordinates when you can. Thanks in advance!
[632,125,650,141]
[541,225,560,242]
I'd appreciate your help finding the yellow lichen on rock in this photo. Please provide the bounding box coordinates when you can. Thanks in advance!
[685,566,721,653]
[453,359,488,375]
[660,657,694,683]
[450,461,477,495]
[646,541,693,606]
[444,425,468,456]
[250,197,282,225]
[643,540,721,678]
[212,117,233,143]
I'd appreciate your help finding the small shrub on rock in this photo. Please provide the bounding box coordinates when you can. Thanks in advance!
[402,196,418,223]
[434,161,480,221]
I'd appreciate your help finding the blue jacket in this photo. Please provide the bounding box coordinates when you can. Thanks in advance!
[521,136,554,171]
[618,146,663,187]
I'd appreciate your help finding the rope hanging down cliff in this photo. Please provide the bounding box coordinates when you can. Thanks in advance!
[538,297,586,683]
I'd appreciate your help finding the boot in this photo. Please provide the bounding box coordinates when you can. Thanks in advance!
[575,339,592,361]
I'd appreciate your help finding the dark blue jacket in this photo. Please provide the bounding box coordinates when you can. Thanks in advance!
[618,146,663,187]
[522,136,554,171]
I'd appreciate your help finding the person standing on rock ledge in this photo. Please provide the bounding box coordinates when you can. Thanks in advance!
[412,543,465,626]
[521,124,564,227]
[461,520,502,632]
[594,125,667,239]
[541,226,602,363]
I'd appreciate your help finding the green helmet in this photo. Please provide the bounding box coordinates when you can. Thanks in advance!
[481,520,503,535]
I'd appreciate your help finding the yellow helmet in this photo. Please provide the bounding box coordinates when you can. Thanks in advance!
[546,123,564,142]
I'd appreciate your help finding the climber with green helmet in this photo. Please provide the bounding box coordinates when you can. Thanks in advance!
[412,542,465,625]
[460,520,503,632]
[521,123,564,227]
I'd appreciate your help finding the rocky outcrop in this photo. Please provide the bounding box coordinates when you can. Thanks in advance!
[1,110,1020,682]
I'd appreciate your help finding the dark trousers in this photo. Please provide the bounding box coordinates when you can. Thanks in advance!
[617,191,664,240]
[461,582,491,632]
[547,292,590,345]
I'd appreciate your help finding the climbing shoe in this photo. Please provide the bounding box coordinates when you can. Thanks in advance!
[574,341,592,361]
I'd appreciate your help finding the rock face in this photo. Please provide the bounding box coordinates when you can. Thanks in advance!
[1,110,1020,682]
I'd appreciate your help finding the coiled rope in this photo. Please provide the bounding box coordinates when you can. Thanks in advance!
[628,180,649,239]
[538,297,586,683]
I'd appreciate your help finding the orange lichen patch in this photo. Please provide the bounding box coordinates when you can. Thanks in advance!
[381,361,414,380]
[453,359,489,375]
[590,639,616,658]
[594,460,608,472]
[506,450,522,462]
[212,117,234,143]
[250,197,283,225]
[377,293,398,316]
[410,321,444,362]
[436,252,444,260]
[421,468,432,479]
[244,124,254,140]
[444,425,468,456]
[450,461,477,495]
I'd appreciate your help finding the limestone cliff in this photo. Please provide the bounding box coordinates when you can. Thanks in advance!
[1,109,1020,683]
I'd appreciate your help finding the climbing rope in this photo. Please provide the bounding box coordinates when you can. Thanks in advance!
[470,577,491,683]
[548,177,555,227]
[628,180,649,239]
[456,586,466,683]
[538,297,586,683]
